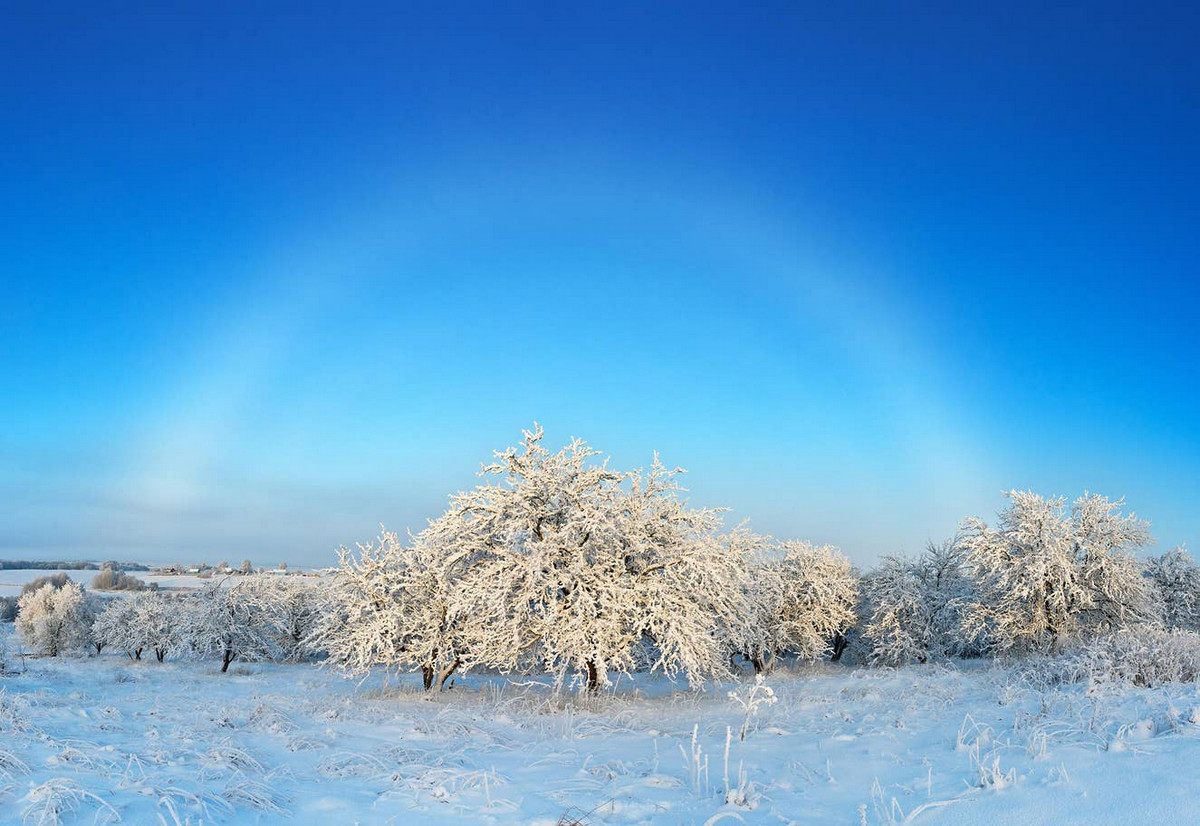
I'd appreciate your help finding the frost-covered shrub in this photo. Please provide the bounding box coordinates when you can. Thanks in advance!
[962,491,1157,654]
[0,597,17,623]
[20,572,70,595]
[862,556,932,667]
[862,537,977,666]
[1145,547,1200,632]
[1028,628,1200,688]
[16,582,90,657]
[739,536,858,672]
[90,566,146,591]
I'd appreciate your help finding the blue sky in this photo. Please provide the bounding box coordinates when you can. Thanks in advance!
[2,2,1198,566]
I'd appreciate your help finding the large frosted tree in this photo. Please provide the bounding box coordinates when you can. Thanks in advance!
[325,426,751,692]
[962,491,1157,653]
[425,426,748,691]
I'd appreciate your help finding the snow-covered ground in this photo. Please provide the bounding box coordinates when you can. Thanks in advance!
[0,570,306,598]
[2,623,1198,825]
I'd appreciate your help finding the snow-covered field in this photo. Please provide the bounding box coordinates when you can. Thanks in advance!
[2,622,1198,825]
[0,570,293,598]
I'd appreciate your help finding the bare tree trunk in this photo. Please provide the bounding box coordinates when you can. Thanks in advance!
[438,658,461,691]
[155,648,166,662]
[221,649,235,672]
[585,659,600,693]
[830,632,848,662]
[422,663,435,691]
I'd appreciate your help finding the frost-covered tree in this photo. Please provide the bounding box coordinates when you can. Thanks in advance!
[186,579,286,672]
[92,597,140,658]
[962,491,1157,654]
[1145,547,1200,632]
[92,591,183,661]
[16,581,90,657]
[326,426,750,692]
[318,528,467,690]
[258,576,324,662]
[862,537,976,666]
[862,555,931,666]
[429,427,747,691]
[739,537,858,672]
[81,593,107,653]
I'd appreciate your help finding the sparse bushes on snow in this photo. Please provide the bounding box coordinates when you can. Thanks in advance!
[20,572,71,595]
[1027,627,1200,688]
[16,582,91,657]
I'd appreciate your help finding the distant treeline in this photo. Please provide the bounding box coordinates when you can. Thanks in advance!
[0,560,150,571]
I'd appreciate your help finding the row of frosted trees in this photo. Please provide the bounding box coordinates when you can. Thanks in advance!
[9,427,1197,691]
[315,427,1197,691]
[13,576,322,672]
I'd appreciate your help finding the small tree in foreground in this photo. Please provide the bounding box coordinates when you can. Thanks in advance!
[16,581,90,657]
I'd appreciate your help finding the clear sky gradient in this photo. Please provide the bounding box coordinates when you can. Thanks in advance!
[3,2,1197,566]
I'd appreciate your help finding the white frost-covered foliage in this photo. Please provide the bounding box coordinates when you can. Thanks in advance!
[317,527,468,690]
[326,426,749,692]
[431,427,747,691]
[962,491,1157,654]
[260,576,325,662]
[1028,627,1200,689]
[862,537,976,666]
[1145,547,1200,632]
[92,591,183,661]
[187,579,287,672]
[16,581,90,657]
[739,535,858,672]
